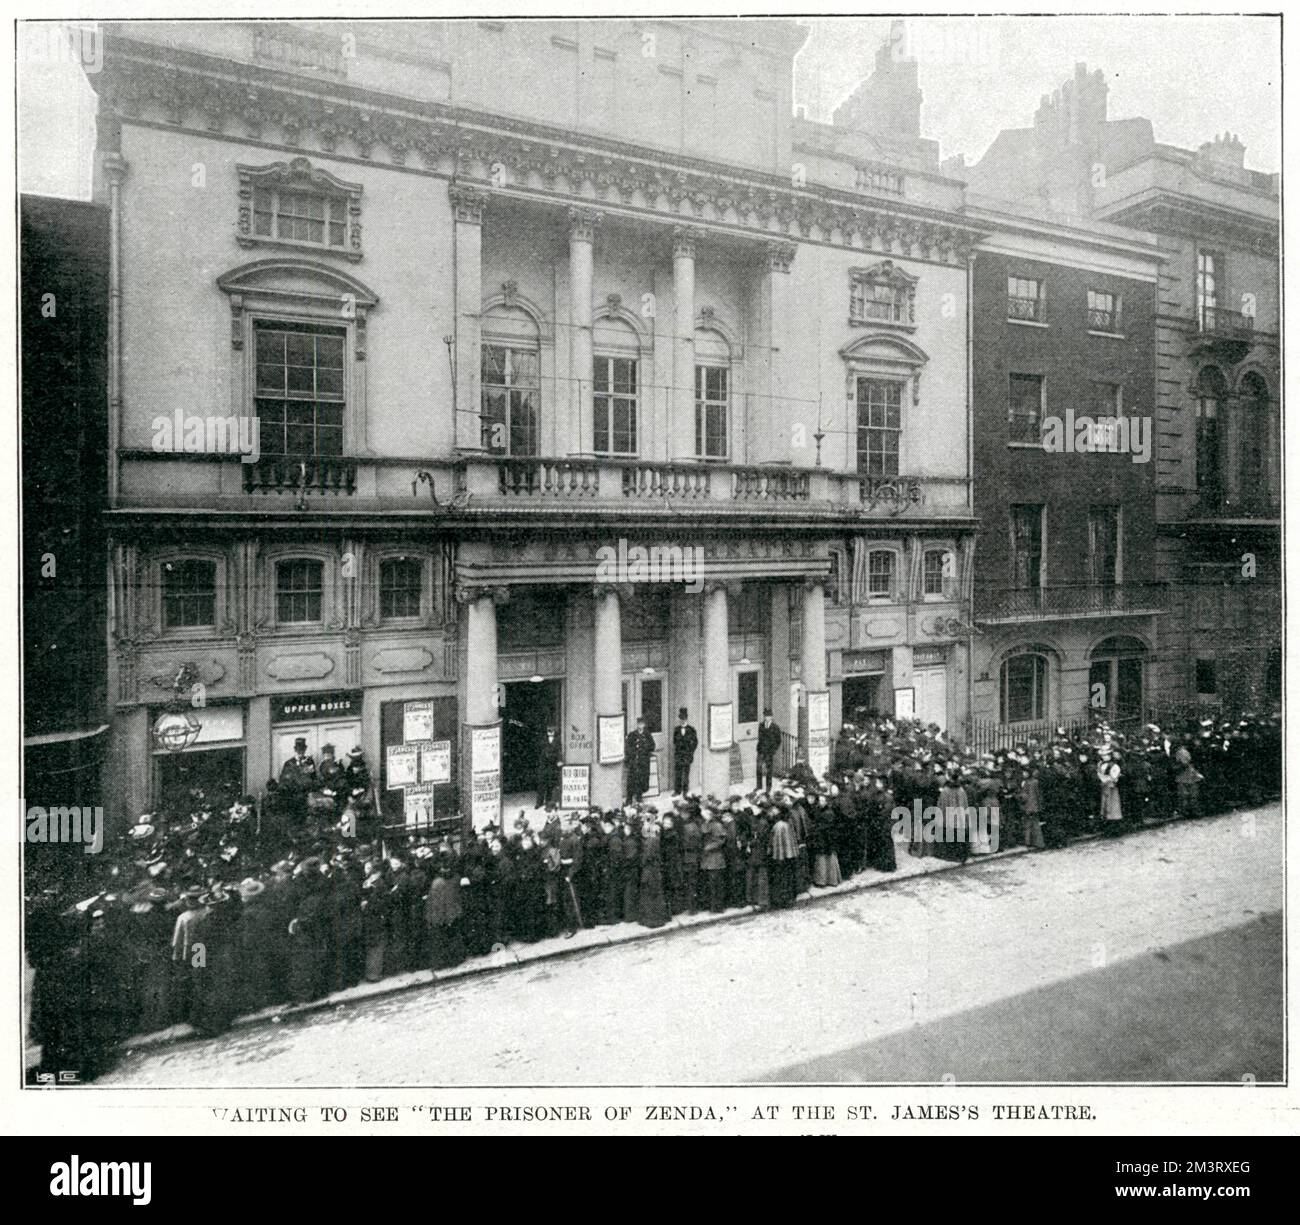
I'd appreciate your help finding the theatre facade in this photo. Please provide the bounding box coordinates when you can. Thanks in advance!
[93,20,981,831]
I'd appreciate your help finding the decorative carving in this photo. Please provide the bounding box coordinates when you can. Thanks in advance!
[370,645,436,675]
[266,651,336,681]
[849,259,918,329]
[501,279,519,305]
[568,206,602,243]
[449,182,489,224]
[672,225,700,260]
[767,240,796,274]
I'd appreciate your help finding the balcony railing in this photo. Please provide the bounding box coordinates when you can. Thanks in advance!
[1007,295,1045,323]
[977,582,1169,624]
[497,458,598,497]
[1197,306,1255,337]
[732,466,810,502]
[1086,307,1122,332]
[623,462,712,500]
[242,455,357,495]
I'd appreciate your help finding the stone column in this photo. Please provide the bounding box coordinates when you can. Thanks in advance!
[800,578,828,754]
[767,582,792,739]
[450,184,488,452]
[672,226,699,459]
[568,207,600,455]
[751,240,796,465]
[592,583,623,809]
[701,580,732,797]
[460,584,504,832]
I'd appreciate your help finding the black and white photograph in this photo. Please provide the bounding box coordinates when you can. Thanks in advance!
[8,4,1291,1146]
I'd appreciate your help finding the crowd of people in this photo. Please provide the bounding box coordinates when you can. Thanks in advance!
[25,708,1281,1082]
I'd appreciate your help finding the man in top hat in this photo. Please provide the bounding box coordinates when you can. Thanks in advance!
[278,737,317,825]
[535,722,564,810]
[757,709,782,794]
[344,745,371,795]
[671,707,698,796]
[624,716,655,804]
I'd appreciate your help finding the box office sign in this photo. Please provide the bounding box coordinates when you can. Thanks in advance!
[271,690,362,724]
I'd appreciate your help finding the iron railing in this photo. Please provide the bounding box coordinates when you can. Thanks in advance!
[977,582,1169,623]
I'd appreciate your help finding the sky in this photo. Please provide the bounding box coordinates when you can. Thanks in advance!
[17,14,1282,201]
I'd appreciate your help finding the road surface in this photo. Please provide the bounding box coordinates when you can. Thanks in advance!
[100,805,1282,1086]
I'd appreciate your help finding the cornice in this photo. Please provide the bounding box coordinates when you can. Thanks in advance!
[93,33,986,266]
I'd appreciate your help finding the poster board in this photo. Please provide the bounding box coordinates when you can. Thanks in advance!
[385,743,418,789]
[469,723,502,828]
[403,699,434,743]
[709,701,734,751]
[807,688,831,779]
[893,686,916,719]
[597,713,625,764]
[420,739,452,784]
[560,764,590,810]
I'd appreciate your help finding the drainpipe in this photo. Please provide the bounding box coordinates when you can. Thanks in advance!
[104,152,127,508]
[965,248,977,737]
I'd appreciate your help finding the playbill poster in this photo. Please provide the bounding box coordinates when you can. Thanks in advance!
[4,1,1295,1165]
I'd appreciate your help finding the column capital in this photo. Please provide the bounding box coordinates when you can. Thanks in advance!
[802,577,826,595]
[101,151,128,187]
[449,183,489,224]
[672,225,701,260]
[454,582,509,606]
[703,578,742,599]
[568,206,603,243]
[592,581,630,602]
[766,240,797,274]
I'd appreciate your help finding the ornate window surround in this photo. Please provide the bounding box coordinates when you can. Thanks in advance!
[840,332,929,474]
[365,547,441,629]
[217,258,379,456]
[849,260,918,330]
[148,548,232,642]
[259,544,342,635]
[236,157,364,262]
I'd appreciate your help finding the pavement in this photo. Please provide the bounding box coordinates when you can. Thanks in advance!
[96,803,1282,1086]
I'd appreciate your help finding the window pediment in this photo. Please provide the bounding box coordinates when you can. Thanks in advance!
[849,260,918,330]
[217,258,379,354]
[236,157,363,261]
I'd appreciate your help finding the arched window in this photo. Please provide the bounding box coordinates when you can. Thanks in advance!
[1000,650,1049,724]
[1088,636,1147,724]
[481,303,541,456]
[592,315,642,456]
[1196,366,1228,504]
[1237,372,1269,496]
[694,328,731,459]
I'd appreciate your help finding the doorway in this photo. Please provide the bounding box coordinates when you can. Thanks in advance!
[272,719,362,779]
[500,678,563,795]
[841,674,882,723]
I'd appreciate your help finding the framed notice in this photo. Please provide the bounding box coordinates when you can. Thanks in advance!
[468,723,502,828]
[385,743,418,788]
[404,783,434,828]
[420,739,452,785]
[560,764,590,810]
[403,700,434,744]
[598,713,625,765]
[893,686,916,719]
[709,701,734,751]
[806,689,831,780]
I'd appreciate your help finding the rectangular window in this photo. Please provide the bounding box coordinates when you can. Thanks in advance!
[162,559,217,629]
[254,322,346,456]
[276,559,324,624]
[694,364,729,459]
[867,551,895,600]
[1195,658,1217,696]
[481,345,539,456]
[379,557,423,620]
[1088,505,1120,587]
[1088,380,1122,417]
[855,378,902,476]
[253,186,347,249]
[923,550,948,598]
[593,356,638,455]
[1087,289,1121,332]
[1008,373,1044,443]
[1196,249,1222,330]
[1007,275,1045,323]
[850,279,909,325]
[1010,505,1044,590]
